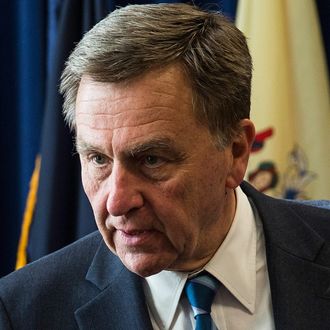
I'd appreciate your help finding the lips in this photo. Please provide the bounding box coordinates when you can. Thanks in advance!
[115,228,157,247]
[121,230,147,236]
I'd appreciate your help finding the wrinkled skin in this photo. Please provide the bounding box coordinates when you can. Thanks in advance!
[75,65,255,277]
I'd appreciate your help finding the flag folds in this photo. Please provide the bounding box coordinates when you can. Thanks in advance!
[237,0,330,199]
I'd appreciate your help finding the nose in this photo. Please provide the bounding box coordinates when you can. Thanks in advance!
[106,162,144,217]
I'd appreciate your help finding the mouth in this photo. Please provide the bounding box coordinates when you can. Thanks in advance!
[116,229,158,247]
[122,230,147,235]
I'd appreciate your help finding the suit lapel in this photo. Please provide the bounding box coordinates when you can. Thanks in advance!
[75,241,153,330]
[242,182,330,329]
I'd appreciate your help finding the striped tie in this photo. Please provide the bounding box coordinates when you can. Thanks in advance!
[184,272,220,330]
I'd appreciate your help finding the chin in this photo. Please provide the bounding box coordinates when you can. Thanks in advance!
[125,261,166,278]
[122,254,174,278]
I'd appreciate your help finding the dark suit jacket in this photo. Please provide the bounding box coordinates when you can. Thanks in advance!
[1,182,330,329]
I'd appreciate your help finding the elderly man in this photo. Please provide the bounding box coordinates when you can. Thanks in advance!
[1,3,330,330]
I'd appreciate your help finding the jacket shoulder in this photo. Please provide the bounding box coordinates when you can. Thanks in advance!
[241,181,330,229]
[1,230,102,285]
[0,231,103,328]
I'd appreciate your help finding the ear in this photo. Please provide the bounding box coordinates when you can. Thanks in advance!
[226,119,255,189]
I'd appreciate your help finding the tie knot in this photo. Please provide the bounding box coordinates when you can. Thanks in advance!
[184,271,220,317]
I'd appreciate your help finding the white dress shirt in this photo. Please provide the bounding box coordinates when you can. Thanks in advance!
[143,187,275,330]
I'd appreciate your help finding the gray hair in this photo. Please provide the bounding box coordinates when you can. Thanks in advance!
[60,3,252,146]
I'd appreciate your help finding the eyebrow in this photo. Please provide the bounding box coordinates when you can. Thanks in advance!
[75,140,103,154]
[128,138,175,157]
[75,137,186,161]
[128,138,187,163]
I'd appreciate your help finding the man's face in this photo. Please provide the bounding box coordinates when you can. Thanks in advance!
[75,66,244,277]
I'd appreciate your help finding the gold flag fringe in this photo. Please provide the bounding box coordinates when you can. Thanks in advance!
[15,156,41,270]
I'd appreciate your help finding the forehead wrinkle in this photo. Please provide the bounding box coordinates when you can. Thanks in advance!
[77,90,190,109]
[76,120,174,132]
[76,112,175,131]
[77,105,180,117]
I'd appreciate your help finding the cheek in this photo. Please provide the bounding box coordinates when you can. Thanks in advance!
[81,167,91,197]
[154,178,199,243]
[81,167,97,204]
[157,176,194,219]
[81,164,109,223]
[158,162,227,233]
[159,170,208,217]
[159,176,186,200]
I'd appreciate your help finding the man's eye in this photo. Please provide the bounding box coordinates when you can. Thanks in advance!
[143,155,165,168]
[91,154,108,166]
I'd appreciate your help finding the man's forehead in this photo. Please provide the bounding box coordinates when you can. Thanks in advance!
[77,65,193,104]
[75,68,197,129]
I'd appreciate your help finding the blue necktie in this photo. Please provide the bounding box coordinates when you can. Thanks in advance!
[184,272,220,330]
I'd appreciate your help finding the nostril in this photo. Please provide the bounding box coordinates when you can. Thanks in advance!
[107,190,144,217]
[126,204,144,217]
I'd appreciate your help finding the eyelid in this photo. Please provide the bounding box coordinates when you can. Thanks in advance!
[142,155,166,169]
[87,152,111,167]
[77,147,101,156]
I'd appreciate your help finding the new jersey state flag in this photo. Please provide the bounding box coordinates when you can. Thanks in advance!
[236,0,330,199]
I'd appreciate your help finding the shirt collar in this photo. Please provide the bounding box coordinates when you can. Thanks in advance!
[143,187,257,328]
[143,270,188,329]
[205,186,257,313]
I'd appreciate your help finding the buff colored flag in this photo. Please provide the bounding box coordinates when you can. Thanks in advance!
[236,0,330,199]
